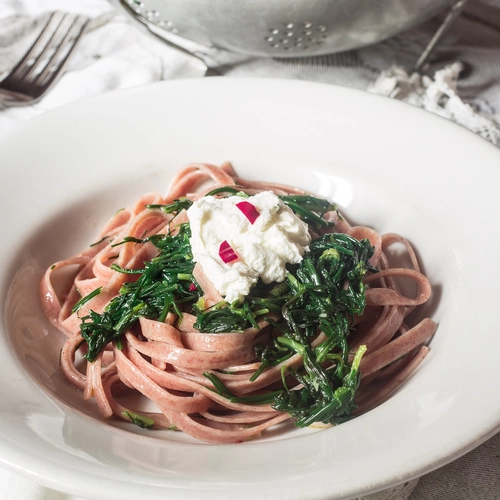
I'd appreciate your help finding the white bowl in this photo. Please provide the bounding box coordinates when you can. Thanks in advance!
[1,78,500,499]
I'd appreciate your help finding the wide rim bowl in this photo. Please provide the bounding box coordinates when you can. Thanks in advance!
[1,77,499,499]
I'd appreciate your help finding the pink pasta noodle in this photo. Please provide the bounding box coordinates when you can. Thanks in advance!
[40,162,437,443]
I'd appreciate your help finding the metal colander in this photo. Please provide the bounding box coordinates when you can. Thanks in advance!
[114,0,455,58]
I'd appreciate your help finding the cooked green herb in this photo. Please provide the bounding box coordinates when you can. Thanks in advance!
[203,371,283,405]
[205,187,248,197]
[201,232,374,426]
[202,372,234,399]
[272,344,367,427]
[122,410,155,429]
[193,300,258,332]
[262,233,374,425]
[76,191,374,427]
[146,197,193,214]
[90,236,111,247]
[79,223,198,362]
[71,286,103,314]
[280,195,337,229]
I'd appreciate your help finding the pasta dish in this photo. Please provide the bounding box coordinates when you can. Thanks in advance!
[40,162,436,443]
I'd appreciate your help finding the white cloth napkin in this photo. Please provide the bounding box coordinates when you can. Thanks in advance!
[1,1,499,499]
[0,0,207,134]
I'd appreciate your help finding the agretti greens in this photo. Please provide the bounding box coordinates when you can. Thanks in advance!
[75,193,375,427]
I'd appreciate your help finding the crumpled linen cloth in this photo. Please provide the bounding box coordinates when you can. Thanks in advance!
[0,0,207,132]
[1,0,500,140]
[0,0,499,499]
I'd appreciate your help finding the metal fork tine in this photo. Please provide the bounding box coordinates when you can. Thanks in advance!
[35,16,89,91]
[0,12,89,105]
[8,12,66,82]
[22,13,74,83]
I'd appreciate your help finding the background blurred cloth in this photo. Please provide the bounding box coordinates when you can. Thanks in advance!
[1,0,499,139]
[0,0,499,499]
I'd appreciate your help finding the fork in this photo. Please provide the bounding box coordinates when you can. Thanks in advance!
[0,12,89,106]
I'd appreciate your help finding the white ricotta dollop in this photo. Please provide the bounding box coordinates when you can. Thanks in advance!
[187,191,311,303]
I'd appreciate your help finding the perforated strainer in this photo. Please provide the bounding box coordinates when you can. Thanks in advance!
[114,0,455,58]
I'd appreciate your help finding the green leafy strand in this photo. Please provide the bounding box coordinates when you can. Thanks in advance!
[270,233,374,425]
[203,232,375,426]
[77,192,375,427]
[280,194,337,229]
[79,219,198,362]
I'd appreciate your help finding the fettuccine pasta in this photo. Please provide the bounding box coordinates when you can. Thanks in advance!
[40,162,436,443]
